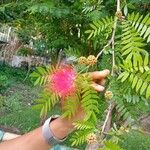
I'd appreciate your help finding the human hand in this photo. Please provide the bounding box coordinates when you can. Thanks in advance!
[90,69,110,92]
[51,69,110,139]
[62,69,110,122]
[73,69,110,118]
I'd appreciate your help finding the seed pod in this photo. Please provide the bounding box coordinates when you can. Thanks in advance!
[115,11,123,21]
[87,55,97,66]
[78,56,87,64]
[113,65,119,73]
[86,133,97,144]
[104,91,113,100]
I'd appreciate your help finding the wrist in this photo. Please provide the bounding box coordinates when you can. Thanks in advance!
[50,117,74,140]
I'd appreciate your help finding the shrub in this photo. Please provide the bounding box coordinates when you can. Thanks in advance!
[120,131,150,150]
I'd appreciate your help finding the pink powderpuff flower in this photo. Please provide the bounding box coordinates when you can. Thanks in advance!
[48,65,77,99]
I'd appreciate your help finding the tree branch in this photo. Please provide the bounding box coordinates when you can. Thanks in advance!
[117,0,121,11]
[111,17,117,75]
[96,39,112,59]
[100,0,121,138]
[101,102,115,135]
[96,0,120,63]
[86,1,121,149]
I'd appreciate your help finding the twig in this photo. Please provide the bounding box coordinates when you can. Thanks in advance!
[111,17,117,75]
[96,40,112,59]
[78,65,90,74]
[101,102,115,134]
[96,0,120,61]
[96,33,114,60]
[86,1,121,150]
[57,49,64,66]
[117,0,121,11]
[111,0,121,75]
[100,0,121,138]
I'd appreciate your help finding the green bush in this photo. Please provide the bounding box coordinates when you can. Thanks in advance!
[120,131,150,150]
[0,65,30,94]
[0,65,27,80]
[0,65,32,90]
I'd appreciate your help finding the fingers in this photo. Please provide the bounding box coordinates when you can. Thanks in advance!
[91,83,105,92]
[99,79,106,86]
[89,70,110,80]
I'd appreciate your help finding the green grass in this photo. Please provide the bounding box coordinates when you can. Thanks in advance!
[0,108,40,133]
[0,65,42,132]
[119,131,150,150]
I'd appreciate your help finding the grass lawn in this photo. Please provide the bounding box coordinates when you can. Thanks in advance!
[0,65,42,132]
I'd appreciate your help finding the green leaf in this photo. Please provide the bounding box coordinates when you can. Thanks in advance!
[136,79,143,92]
[141,13,149,24]
[135,15,143,29]
[36,67,47,75]
[32,104,43,110]
[30,72,40,77]
[122,48,132,56]
[121,72,130,82]
[144,66,150,71]
[147,35,150,43]
[139,66,144,73]
[124,5,128,16]
[129,73,134,82]
[88,30,94,39]
[84,111,92,121]
[85,30,92,34]
[86,16,113,39]
[144,27,150,39]
[123,111,130,120]
[71,130,91,146]
[140,82,148,95]
[34,77,41,86]
[132,76,138,89]
[73,121,94,130]
[118,72,126,80]
[90,24,97,30]
[144,53,149,66]
[40,106,45,118]
[132,13,139,26]
[122,43,132,51]
[146,85,150,99]
[140,25,147,36]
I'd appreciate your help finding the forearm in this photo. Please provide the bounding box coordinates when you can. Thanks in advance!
[0,117,74,150]
[0,127,49,150]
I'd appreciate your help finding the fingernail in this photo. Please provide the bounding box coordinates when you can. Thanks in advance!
[98,86,105,91]
[105,69,110,74]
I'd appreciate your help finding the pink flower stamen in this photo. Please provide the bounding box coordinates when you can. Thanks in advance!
[48,65,76,98]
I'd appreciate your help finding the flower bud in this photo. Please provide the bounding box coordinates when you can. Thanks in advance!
[104,91,113,100]
[87,55,97,66]
[86,133,97,144]
[115,11,123,21]
[78,56,87,64]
